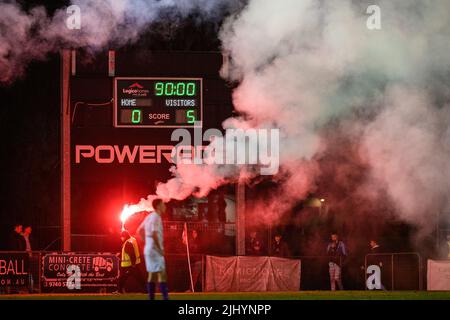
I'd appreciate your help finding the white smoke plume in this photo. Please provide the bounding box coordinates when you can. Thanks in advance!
[152,0,450,239]
[0,0,243,83]
[3,0,450,240]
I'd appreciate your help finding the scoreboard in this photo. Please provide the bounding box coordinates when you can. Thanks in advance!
[65,50,234,253]
[114,77,202,128]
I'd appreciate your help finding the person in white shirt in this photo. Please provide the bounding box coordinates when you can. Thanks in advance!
[137,198,169,300]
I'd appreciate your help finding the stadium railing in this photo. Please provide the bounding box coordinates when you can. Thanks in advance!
[364,252,422,291]
[0,251,424,293]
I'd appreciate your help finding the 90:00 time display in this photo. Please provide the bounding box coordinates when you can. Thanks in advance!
[154,81,197,97]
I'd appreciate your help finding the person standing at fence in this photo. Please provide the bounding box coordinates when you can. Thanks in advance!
[326,232,347,291]
[362,239,386,290]
[368,239,386,290]
[137,198,169,300]
[6,224,25,294]
[246,231,264,256]
[369,239,381,254]
[10,224,25,251]
[21,226,35,293]
[22,226,33,255]
[271,233,291,257]
[117,230,146,293]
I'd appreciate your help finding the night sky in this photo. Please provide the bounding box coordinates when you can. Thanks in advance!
[0,1,446,260]
[0,0,224,250]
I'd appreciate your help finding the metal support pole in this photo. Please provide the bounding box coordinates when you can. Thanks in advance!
[108,50,115,77]
[391,254,394,291]
[61,49,71,251]
[268,225,272,256]
[437,211,440,253]
[364,255,368,290]
[201,254,205,292]
[417,253,423,291]
[184,222,194,292]
[236,182,246,256]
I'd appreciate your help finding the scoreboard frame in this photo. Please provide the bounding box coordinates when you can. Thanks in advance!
[113,77,203,128]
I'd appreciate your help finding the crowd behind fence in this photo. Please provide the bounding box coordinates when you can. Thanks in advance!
[0,251,426,293]
[129,252,425,292]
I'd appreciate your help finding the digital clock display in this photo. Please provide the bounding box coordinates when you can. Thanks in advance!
[154,81,197,96]
[114,77,202,128]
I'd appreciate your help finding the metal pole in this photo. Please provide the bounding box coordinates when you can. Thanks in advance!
[417,253,422,291]
[184,222,194,292]
[437,211,440,253]
[391,254,394,291]
[201,254,205,292]
[268,225,272,256]
[38,252,42,293]
[236,182,246,256]
[61,49,71,251]
[364,254,368,290]
[108,50,115,77]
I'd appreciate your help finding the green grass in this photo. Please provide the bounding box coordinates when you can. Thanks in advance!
[1,291,450,300]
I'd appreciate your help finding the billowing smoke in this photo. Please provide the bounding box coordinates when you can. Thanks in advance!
[151,0,450,242]
[361,87,450,236]
[3,0,450,242]
[0,0,243,83]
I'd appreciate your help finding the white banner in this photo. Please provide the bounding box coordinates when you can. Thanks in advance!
[205,256,301,292]
[427,259,450,291]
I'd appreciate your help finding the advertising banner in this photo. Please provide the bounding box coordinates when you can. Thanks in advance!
[205,256,301,292]
[41,253,119,293]
[0,252,29,287]
[427,259,450,291]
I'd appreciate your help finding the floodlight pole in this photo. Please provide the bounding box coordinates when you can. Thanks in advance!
[61,49,72,251]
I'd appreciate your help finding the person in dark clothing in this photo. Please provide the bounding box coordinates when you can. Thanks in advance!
[22,226,36,293]
[366,239,386,290]
[5,224,25,294]
[186,229,202,254]
[10,224,25,251]
[217,193,227,222]
[207,193,219,222]
[117,230,146,293]
[246,231,264,256]
[367,239,384,269]
[271,233,291,257]
[326,233,347,291]
[369,240,381,254]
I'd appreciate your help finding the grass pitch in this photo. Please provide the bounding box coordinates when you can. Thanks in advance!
[1,291,450,300]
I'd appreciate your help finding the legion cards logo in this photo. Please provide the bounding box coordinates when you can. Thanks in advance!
[122,82,150,97]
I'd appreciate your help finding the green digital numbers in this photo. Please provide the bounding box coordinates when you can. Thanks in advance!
[187,110,196,123]
[165,82,174,96]
[118,78,202,127]
[155,82,164,96]
[186,83,196,96]
[177,82,186,95]
[131,109,142,124]
[154,81,196,96]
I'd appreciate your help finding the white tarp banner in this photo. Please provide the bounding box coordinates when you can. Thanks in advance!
[205,256,301,292]
[427,259,450,291]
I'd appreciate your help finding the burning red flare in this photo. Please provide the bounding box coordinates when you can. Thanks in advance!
[120,204,150,229]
